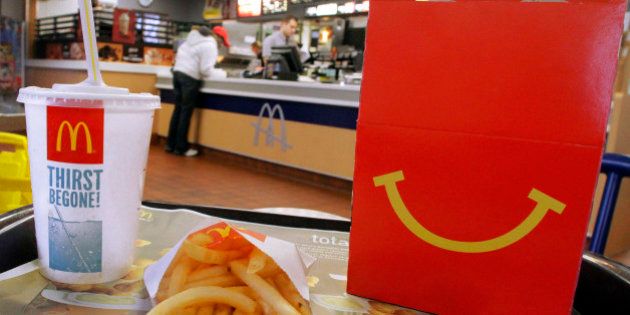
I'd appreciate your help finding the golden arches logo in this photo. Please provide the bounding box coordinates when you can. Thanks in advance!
[373,170,566,253]
[209,225,233,239]
[56,121,94,154]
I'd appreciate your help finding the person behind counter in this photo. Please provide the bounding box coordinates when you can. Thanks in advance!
[166,26,230,157]
[244,42,264,77]
[252,41,263,62]
[262,15,308,63]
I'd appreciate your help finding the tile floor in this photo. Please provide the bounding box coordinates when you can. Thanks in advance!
[142,144,352,219]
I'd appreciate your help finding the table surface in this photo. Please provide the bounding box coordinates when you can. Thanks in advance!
[0,203,379,315]
[1,203,627,315]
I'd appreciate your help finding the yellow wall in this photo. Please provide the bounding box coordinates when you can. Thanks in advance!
[598,34,630,257]
[598,92,630,257]
[156,104,356,179]
[26,68,158,94]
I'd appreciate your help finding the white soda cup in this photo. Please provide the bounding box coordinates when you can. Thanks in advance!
[18,84,159,284]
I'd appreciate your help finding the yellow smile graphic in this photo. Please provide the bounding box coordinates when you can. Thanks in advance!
[373,171,566,253]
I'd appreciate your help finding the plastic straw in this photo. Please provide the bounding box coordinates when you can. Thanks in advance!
[77,0,104,86]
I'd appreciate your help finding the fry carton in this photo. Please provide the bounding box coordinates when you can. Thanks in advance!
[348,1,626,314]
[144,220,315,315]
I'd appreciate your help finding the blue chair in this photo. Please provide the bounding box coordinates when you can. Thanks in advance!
[589,153,630,255]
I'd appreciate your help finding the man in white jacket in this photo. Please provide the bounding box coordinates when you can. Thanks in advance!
[166,26,222,157]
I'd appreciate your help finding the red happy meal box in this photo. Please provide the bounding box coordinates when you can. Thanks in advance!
[347,1,626,314]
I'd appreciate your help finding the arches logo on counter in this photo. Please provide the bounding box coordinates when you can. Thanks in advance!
[251,103,292,152]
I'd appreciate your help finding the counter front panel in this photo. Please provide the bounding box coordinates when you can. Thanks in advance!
[160,90,358,130]
[156,88,358,180]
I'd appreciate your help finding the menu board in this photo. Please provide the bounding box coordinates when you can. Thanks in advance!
[238,0,262,17]
[355,0,369,13]
[337,1,355,14]
[304,1,369,16]
[306,2,337,16]
[263,0,288,14]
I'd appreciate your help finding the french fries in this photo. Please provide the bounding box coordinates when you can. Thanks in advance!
[247,248,267,274]
[230,260,300,315]
[149,287,256,315]
[150,224,310,315]
[197,305,215,315]
[188,266,230,282]
[182,307,197,315]
[272,273,311,315]
[183,274,243,290]
[167,256,196,297]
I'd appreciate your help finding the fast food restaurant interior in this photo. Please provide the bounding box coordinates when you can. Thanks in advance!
[1,0,630,314]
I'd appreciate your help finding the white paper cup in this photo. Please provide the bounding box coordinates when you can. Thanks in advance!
[18,84,160,284]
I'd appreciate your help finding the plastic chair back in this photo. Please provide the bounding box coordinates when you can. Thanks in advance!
[0,132,31,214]
[589,153,630,254]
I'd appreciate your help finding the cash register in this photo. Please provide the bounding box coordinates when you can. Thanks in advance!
[263,46,303,81]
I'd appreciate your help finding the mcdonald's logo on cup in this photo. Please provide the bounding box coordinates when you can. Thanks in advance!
[47,105,104,164]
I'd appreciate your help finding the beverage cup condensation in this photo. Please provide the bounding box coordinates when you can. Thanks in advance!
[18,85,160,284]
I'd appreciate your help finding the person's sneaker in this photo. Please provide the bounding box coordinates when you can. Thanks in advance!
[164,146,174,153]
[183,149,199,157]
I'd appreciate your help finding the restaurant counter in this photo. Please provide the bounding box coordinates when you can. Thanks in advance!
[154,72,359,180]
[25,59,359,180]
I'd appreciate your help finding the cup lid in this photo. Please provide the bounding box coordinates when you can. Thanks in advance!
[17,82,160,109]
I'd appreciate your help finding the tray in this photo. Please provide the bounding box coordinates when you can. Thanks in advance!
[0,203,628,315]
